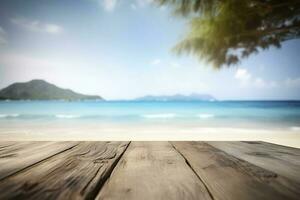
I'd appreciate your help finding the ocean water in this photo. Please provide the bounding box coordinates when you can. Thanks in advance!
[0,100,300,130]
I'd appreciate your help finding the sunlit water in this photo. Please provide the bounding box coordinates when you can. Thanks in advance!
[0,101,300,146]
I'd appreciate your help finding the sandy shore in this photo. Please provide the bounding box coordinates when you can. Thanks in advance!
[0,123,299,148]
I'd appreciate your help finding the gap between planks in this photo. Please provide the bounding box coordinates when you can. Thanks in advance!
[169,141,215,200]
[96,141,213,200]
[1,142,299,200]
[85,141,131,200]
[0,142,130,200]
[0,141,205,199]
[171,141,300,200]
[94,141,216,200]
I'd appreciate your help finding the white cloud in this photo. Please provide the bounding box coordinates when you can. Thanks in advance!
[235,68,278,89]
[0,53,60,69]
[0,26,7,45]
[285,77,300,88]
[11,17,63,35]
[235,68,251,81]
[102,0,118,12]
[235,68,300,90]
[251,77,300,90]
[151,59,161,65]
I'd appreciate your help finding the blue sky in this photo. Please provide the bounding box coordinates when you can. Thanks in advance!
[0,0,300,100]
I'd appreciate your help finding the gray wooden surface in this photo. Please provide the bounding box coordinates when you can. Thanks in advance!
[0,141,299,200]
[97,142,212,200]
[0,142,129,200]
[172,141,300,200]
[207,141,300,183]
[0,141,78,180]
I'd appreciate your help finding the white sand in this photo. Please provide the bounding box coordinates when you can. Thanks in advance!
[0,123,299,148]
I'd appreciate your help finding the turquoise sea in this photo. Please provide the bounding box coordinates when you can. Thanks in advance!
[0,100,300,130]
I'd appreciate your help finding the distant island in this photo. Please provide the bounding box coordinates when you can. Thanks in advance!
[0,79,104,101]
[134,93,216,101]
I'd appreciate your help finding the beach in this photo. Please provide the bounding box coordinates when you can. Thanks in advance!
[0,123,300,147]
[0,100,300,147]
[0,100,300,199]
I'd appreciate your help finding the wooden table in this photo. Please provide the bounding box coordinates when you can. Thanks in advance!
[0,141,299,200]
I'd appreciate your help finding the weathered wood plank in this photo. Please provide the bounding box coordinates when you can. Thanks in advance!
[171,141,300,200]
[0,141,19,149]
[0,141,129,200]
[207,141,300,183]
[0,141,78,180]
[96,141,212,200]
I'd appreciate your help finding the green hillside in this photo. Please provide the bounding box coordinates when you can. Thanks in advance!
[0,80,103,100]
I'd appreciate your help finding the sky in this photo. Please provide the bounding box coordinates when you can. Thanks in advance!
[0,0,300,100]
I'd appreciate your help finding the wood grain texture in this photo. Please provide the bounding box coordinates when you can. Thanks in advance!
[0,141,129,200]
[171,141,300,200]
[0,141,78,180]
[0,141,299,200]
[207,141,300,183]
[96,141,212,200]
